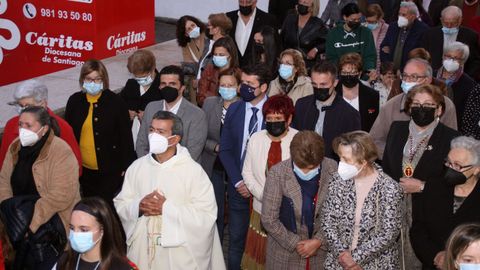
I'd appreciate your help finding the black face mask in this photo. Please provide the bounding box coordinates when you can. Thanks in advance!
[239,5,253,16]
[313,87,332,101]
[161,86,179,103]
[297,4,309,15]
[266,121,287,137]
[410,106,436,127]
[340,75,359,88]
[444,166,468,186]
[347,21,361,30]
[255,42,265,54]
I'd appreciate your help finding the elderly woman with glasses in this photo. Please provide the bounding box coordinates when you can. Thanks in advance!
[383,84,460,269]
[408,136,480,269]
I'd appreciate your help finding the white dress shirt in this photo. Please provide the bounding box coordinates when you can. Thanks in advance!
[343,96,359,111]
[163,97,183,114]
[235,8,257,56]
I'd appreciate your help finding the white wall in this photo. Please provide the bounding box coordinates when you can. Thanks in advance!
[155,0,330,22]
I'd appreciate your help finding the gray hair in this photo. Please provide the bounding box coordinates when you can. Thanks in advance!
[444,41,470,64]
[400,1,419,17]
[151,110,184,139]
[451,136,480,166]
[405,58,433,77]
[10,79,48,105]
[441,5,462,19]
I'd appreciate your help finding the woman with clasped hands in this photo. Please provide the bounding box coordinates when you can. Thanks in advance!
[321,131,403,269]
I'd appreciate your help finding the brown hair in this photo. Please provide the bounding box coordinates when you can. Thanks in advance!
[365,4,384,19]
[212,36,240,70]
[290,131,325,168]
[79,59,110,90]
[339,52,363,73]
[219,68,242,85]
[404,84,446,117]
[445,223,480,270]
[408,48,432,64]
[208,13,232,36]
[332,131,378,164]
[127,49,156,75]
[279,49,307,77]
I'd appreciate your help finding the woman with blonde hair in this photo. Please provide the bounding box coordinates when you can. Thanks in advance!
[268,49,313,105]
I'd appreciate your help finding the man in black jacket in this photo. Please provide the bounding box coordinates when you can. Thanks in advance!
[421,5,480,80]
[292,61,361,159]
[227,0,278,68]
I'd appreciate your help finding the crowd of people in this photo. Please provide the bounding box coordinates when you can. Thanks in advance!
[0,0,480,269]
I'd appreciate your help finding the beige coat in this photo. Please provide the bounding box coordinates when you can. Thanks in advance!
[268,75,313,105]
[0,132,80,234]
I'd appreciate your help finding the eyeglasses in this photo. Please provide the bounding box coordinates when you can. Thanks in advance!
[444,158,473,172]
[410,102,438,109]
[84,77,103,84]
[401,73,428,82]
[444,56,462,62]
[340,72,359,76]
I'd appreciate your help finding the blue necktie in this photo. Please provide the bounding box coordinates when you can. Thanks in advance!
[249,107,259,135]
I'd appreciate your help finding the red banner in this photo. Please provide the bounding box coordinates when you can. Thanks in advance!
[0,0,154,86]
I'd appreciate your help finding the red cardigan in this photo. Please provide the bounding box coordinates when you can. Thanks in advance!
[0,108,82,176]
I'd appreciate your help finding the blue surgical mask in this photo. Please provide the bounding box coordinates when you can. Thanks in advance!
[293,163,319,181]
[219,86,237,101]
[279,64,294,80]
[69,230,102,253]
[188,26,201,39]
[83,81,103,95]
[213,55,229,68]
[401,80,417,94]
[459,263,480,270]
[367,23,379,31]
[239,83,257,102]
[135,75,153,86]
[442,26,459,35]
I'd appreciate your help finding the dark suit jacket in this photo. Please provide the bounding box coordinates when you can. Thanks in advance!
[65,89,136,173]
[428,0,450,26]
[291,94,361,159]
[226,8,279,68]
[219,100,266,187]
[200,96,224,177]
[380,19,429,70]
[411,177,480,268]
[421,26,480,79]
[336,83,379,132]
[119,70,162,112]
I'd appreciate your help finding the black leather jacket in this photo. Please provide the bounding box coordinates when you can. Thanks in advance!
[281,14,328,63]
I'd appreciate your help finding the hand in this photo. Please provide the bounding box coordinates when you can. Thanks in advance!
[307,48,318,60]
[434,251,446,269]
[296,239,322,258]
[367,70,378,83]
[399,177,424,194]
[339,250,356,269]
[381,46,390,54]
[138,111,144,121]
[139,191,166,216]
[236,182,251,198]
[128,110,137,121]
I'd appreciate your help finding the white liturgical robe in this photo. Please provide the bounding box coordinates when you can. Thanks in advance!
[114,145,225,270]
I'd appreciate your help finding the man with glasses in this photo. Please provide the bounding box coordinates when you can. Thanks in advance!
[370,58,458,157]
[219,64,270,270]
[0,79,82,175]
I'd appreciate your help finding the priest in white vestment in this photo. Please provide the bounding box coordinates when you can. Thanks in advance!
[114,111,225,270]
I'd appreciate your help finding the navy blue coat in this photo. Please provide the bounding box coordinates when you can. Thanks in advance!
[380,19,429,70]
[291,94,361,159]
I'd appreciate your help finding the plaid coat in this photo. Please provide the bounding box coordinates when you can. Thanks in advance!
[261,158,338,270]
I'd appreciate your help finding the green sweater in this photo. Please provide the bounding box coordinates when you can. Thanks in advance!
[325,24,377,71]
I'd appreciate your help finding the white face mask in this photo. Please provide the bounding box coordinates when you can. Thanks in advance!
[398,16,409,28]
[148,133,174,154]
[19,127,44,147]
[338,161,363,180]
[443,59,460,72]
